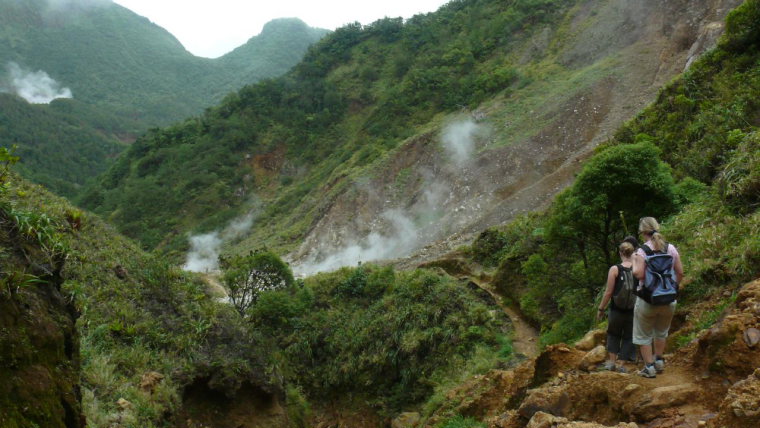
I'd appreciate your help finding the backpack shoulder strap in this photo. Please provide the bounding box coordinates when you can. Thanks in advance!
[641,244,654,256]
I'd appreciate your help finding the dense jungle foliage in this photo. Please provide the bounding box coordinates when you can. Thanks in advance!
[0,94,127,197]
[78,0,576,253]
[250,265,512,415]
[470,0,760,346]
[1,0,326,195]
[0,172,282,427]
[2,153,513,425]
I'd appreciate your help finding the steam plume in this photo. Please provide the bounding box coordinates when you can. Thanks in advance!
[295,209,419,276]
[2,62,73,104]
[293,118,487,276]
[183,212,256,273]
[441,118,480,166]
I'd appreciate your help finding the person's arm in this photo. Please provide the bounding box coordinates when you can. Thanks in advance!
[633,251,645,281]
[597,266,617,322]
[674,253,684,286]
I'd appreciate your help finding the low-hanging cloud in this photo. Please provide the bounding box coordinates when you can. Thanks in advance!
[183,212,256,273]
[2,62,73,104]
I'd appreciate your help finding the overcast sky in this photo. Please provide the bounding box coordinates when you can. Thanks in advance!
[113,0,450,58]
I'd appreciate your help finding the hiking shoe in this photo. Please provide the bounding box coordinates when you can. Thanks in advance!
[616,365,629,374]
[599,361,616,371]
[654,357,665,373]
[637,364,656,378]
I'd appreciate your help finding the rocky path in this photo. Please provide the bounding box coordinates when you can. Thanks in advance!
[419,254,541,358]
[420,278,760,428]
[466,275,540,359]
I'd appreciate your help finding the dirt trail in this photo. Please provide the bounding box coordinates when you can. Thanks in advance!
[467,275,540,359]
[420,255,541,358]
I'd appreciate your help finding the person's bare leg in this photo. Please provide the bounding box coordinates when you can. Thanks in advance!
[640,344,654,365]
[653,338,666,359]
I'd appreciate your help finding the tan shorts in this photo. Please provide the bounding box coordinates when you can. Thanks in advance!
[632,298,676,345]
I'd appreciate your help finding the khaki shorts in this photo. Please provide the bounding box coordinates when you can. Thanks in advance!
[632,298,676,345]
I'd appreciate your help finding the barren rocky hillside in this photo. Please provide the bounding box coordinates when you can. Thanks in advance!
[285,0,742,272]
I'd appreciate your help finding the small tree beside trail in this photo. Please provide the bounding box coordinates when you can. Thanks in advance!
[546,141,676,271]
[220,249,294,316]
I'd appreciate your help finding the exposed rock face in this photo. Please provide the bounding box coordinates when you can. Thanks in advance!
[710,369,760,428]
[684,279,760,383]
[0,205,82,427]
[0,283,83,428]
[526,412,639,428]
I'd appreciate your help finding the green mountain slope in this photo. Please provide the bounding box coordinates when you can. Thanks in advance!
[0,94,126,197]
[78,0,740,264]
[1,0,327,196]
[468,0,760,347]
[0,0,326,125]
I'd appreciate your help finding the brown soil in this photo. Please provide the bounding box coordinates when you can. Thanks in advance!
[420,278,760,428]
[176,379,287,428]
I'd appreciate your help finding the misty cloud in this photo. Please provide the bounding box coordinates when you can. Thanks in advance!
[183,212,256,273]
[45,0,110,11]
[2,62,73,104]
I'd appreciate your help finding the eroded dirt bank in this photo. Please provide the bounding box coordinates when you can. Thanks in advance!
[418,278,760,428]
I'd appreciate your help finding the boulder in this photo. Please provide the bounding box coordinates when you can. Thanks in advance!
[575,330,607,351]
[578,345,608,371]
[634,383,699,421]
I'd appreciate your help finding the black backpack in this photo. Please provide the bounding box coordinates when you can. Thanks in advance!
[636,243,678,305]
[612,264,637,310]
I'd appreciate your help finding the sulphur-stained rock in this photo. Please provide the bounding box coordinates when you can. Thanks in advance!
[526,411,639,427]
[116,397,133,411]
[709,368,760,428]
[392,412,421,428]
[578,345,607,371]
[575,330,607,351]
[743,327,760,347]
[139,371,164,394]
[633,384,699,421]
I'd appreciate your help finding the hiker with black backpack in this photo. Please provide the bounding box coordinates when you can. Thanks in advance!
[632,217,684,378]
[596,241,637,372]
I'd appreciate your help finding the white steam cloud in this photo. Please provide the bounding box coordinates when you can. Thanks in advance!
[441,118,481,166]
[2,62,73,104]
[183,213,256,273]
[296,209,419,276]
[293,117,487,276]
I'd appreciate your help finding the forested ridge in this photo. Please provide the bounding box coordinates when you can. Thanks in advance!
[0,0,327,197]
